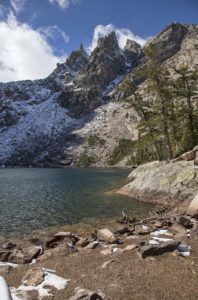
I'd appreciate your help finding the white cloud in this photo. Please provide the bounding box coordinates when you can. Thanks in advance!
[39,25,70,44]
[10,0,26,14]
[49,0,80,9]
[89,24,148,52]
[0,13,67,83]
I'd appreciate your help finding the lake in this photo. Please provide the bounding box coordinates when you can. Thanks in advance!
[0,168,153,234]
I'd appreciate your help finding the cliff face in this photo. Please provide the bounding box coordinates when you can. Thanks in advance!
[0,23,198,167]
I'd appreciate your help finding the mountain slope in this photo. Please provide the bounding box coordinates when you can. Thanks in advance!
[0,23,198,167]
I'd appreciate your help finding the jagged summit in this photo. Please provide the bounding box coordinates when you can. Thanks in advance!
[0,23,197,167]
[66,43,89,72]
[96,31,119,50]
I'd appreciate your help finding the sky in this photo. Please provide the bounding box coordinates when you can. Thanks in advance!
[0,0,197,82]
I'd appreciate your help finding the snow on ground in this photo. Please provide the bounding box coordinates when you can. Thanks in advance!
[11,269,70,300]
[0,92,78,164]
[0,276,12,300]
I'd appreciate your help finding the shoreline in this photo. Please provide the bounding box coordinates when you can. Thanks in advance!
[1,209,198,300]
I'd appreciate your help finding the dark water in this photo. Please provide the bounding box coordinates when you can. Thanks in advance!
[0,168,153,234]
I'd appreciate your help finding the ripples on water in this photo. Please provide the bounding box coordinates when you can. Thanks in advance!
[0,168,153,234]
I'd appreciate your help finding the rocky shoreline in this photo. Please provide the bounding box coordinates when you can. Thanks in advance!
[1,205,198,299]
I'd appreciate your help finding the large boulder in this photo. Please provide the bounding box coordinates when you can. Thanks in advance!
[9,246,42,264]
[140,240,179,258]
[97,229,116,243]
[186,193,198,218]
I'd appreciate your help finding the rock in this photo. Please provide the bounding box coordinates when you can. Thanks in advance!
[0,251,11,262]
[69,287,105,300]
[120,244,137,253]
[181,149,196,161]
[117,160,196,208]
[22,267,45,286]
[135,225,152,235]
[76,238,90,248]
[100,249,112,256]
[9,246,42,264]
[140,240,179,258]
[0,265,13,276]
[55,231,72,238]
[55,242,79,256]
[178,216,193,228]
[187,193,198,218]
[102,259,118,269]
[116,226,133,234]
[86,241,100,249]
[97,229,116,243]
[2,242,16,250]
[0,276,12,300]
[11,290,34,300]
[46,236,64,248]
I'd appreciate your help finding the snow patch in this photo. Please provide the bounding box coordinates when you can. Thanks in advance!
[11,269,70,299]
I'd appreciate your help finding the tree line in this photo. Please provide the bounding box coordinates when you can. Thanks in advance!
[121,43,198,164]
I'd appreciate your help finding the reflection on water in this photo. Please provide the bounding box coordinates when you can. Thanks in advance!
[0,168,153,234]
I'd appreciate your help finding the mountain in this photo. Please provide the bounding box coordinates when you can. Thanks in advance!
[0,23,198,167]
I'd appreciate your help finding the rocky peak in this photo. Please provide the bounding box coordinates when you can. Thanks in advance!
[125,39,142,52]
[146,22,189,62]
[66,43,89,72]
[124,39,143,67]
[96,31,119,51]
[80,32,126,89]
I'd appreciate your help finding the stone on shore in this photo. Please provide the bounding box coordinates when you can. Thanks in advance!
[135,224,153,235]
[97,229,116,243]
[9,246,42,264]
[140,240,179,258]
[22,267,45,286]
[187,193,198,218]
[76,238,90,248]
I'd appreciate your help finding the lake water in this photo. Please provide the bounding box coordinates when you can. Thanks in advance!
[0,168,153,234]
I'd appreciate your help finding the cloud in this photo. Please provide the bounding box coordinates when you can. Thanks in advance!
[39,25,70,44]
[10,0,26,14]
[89,24,148,52]
[49,0,80,9]
[0,13,68,83]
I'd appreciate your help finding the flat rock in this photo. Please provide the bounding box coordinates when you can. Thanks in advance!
[86,241,99,249]
[9,246,42,264]
[22,267,45,286]
[135,225,153,235]
[120,244,137,253]
[140,240,179,258]
[97,229,116,243]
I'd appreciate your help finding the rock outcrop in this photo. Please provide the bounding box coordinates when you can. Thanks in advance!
[117,159,198,210]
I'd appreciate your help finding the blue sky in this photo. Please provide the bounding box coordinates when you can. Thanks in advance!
[0,0,197,82]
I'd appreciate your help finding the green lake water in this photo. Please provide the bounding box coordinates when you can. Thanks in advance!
[0,168,153,234]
